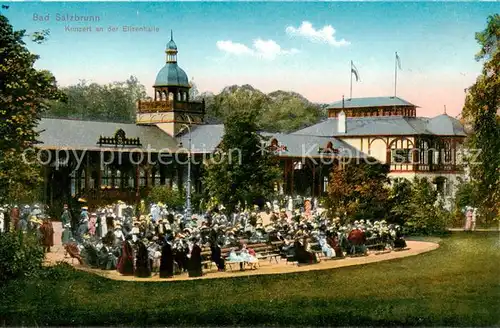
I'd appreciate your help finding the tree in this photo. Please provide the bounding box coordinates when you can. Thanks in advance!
[203,99,281,215]
[326,161,390,223]
[0,14,65,203]
[203,85,326,132]
[403,177,451,235]
[461,14,500,223]
[387,178,413,226]
[45,76,147,123]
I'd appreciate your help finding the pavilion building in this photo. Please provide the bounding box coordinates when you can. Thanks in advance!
[35,33,466,209]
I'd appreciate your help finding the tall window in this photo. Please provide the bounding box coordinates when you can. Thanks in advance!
[139,168,146,187]
[70,170,76,197]
[79,170,86,193]
[115,170,121,188]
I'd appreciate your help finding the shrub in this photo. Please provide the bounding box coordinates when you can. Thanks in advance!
[0,231,45,283]
[147,185,185,210]
[403,178,452,235]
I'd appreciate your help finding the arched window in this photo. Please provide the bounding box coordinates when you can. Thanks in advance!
[168,92,174,101]
[177,92,181,101]
[183,92,187,101]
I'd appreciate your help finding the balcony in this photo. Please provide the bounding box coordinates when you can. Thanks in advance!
[137,99,205,113]
[137,100,172,113]
[79,187,149,207]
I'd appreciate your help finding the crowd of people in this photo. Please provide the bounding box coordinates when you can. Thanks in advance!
[0,197,408,279]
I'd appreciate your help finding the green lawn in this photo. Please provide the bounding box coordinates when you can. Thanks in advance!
[1,232,499,326]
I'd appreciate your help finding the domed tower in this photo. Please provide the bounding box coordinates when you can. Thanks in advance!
[136,30,205,136]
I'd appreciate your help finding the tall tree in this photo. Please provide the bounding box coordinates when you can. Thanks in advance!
[203,97,281,214]
[326,162,390,223]
[45,76,147,123]
[461,14,500,222]
[0,13,64,202]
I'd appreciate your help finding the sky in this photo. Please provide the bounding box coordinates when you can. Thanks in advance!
[2,1,499,117]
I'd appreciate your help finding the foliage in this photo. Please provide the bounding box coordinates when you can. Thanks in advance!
[1,234,499,326]
[453,178,480,210]
[326,161,390,223]
[403,177,451,235]
[387,178,413,226]
[0,231,44,283]
[146,185,185,210]
[204,84,326,132]
[0,14,65,203]
[45,76,148,123]
[203,99,281,214]
[461,14,500,223]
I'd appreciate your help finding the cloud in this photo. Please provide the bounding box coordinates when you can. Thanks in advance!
[216,39,299,60]
[285,21,349,47]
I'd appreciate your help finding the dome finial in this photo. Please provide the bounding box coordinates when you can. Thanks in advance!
[170,29,173,41]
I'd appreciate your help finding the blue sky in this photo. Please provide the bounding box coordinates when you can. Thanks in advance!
[2,1,498,116]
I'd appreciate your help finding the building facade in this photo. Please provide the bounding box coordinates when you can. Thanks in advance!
[35,34,466,210]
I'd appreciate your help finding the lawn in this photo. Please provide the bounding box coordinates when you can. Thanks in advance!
[1,232,499,326]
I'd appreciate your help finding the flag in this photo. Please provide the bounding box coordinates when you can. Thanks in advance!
[396,52,402,70]
[351,61,360,82]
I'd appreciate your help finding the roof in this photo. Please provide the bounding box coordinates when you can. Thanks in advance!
[154,63,189,87]
[177,125,368,158]
[36,118,179,151]
[177,124,224,153]
[426,114,467,136]
[263,133,368,158]
[167,30,177,50]
[328,96,416,109]
[293,115,466,137]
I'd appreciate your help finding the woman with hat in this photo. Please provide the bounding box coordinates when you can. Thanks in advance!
[187,237,203,277]
[159,235,175,278]
[117,236,134,275]
[39,216,54,253]
[135,239,151,278]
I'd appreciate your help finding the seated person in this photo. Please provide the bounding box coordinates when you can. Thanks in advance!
[239,244,258,270]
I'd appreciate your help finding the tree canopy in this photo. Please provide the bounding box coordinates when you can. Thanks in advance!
[0,13,65,203]
[204,84,327,132]
[45,76,148,123]
[203,99,281,214]
[461,14,500,222]
[326,161,391,223]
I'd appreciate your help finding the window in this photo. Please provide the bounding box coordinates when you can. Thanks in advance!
[323,176,329,192]
[391,149,411,163]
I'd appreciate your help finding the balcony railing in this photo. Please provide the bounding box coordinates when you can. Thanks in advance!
[137,100,205,113]
[390,163,463,172]
[137,100,172,113]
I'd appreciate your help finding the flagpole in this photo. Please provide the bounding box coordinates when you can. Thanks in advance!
[350,61,353,99]
[394,52,398,97]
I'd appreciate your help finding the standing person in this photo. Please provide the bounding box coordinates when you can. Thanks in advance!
[88,213,97,236]
[135,239,151,278]
[211,241,225,272]
[188,237,203,277]
[61,204,72,228]
[471,208,478,231]
[159,236,174,278]
[77,207,89,240]
[117,237,135,276]
[39,217,54,253]
[464,207,473,231]
[61,223,73,257]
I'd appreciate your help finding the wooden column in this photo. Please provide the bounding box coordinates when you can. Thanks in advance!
[85,152,90,193]
[291,161,295,196]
